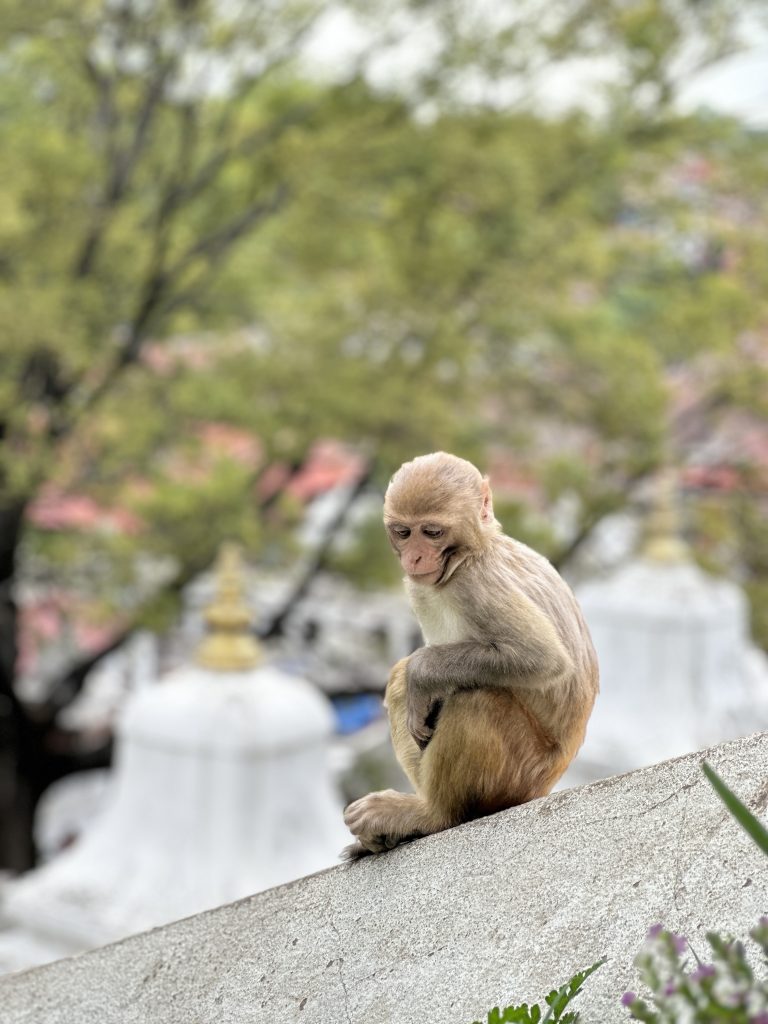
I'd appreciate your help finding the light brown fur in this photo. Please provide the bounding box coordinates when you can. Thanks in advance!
[343,452,598,857]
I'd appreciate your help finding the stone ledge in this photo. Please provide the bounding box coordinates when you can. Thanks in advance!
[1,732,767,1024]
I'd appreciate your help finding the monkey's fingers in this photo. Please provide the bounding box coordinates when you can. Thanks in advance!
[406,694,436,748]
[341,841,374,861]
[407,715,434,748]
[343,796,370,832]
[343,790,398,832]
[344,791,406,856]
[343,831,388,855]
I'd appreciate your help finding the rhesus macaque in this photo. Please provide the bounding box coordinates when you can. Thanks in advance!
[344,452,598,857]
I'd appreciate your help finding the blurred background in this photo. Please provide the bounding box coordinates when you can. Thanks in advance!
[1,0,768,975]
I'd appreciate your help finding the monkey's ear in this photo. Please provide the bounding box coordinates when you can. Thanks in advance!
[480,477,494,523]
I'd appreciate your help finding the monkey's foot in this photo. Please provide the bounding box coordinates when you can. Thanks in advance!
[343,790,428,856]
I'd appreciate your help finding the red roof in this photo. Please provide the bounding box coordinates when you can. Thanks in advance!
[17,596,122,677]
[286,441,368,501]
[194,423,263,468]
[27,488,142,535]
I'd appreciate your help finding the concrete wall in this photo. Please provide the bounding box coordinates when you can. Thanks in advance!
[1,731,766,1024]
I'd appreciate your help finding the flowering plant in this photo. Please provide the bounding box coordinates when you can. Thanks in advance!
[623,762,768,1023]
[622,921,768,1023]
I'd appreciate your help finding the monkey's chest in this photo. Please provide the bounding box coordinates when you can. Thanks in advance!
[410,589,470,646]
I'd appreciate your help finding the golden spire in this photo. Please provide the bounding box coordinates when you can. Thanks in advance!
[196,543,262,671]
[641,470,690,564]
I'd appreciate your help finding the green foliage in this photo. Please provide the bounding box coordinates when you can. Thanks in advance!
[471,959,606,1024]
[691,488,768,654]
[745,580,768,656]
[2,0,768,661]
[702,761,768,858]
[734,498,768,652]
[133,460,263,577]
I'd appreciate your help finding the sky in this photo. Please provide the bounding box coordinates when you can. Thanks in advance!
[679,41,768,126]
[303,6,768,127]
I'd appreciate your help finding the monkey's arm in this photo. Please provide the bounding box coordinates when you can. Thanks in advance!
[406,594,572,746]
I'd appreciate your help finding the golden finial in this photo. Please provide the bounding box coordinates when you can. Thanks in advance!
[641,470,690,564]
[196,543,262,671]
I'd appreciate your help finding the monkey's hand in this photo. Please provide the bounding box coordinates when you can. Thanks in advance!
[405,653,444,748]
[406,689,442,749]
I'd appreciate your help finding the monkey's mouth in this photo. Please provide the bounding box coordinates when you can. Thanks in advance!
[407,569,442,584]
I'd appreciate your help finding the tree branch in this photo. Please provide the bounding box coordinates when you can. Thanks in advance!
[74,41,177,279]
[163,102,314,218]
[262,462,374,640]
[168,184,290,280]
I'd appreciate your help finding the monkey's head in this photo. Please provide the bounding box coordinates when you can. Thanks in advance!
[383,452,498,585]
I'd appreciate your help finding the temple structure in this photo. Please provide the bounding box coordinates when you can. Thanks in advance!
[567,480,768,783]
[0,546,348,974]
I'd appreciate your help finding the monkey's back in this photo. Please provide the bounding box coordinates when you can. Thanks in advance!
[493,536,599,757]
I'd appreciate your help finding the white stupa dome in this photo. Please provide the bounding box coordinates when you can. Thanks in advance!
[572,492,768,778]
[0,545,348,969]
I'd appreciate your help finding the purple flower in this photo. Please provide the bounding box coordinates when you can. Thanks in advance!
[691,964,715,981]
[672,933,688,954]
[621,992,638,1007]
[663,982,677,996]
[647,924,664,940]
[749,1014,768,1024]
[725,993,746,1008]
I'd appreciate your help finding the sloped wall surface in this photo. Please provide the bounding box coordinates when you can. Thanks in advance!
[1,732,766,1024]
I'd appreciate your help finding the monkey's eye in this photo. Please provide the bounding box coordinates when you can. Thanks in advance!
[422,526,444,539]
[392,526,411,539]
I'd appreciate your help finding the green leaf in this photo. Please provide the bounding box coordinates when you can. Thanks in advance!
[503,1004,536,1023]
[541,959,607,1022]
[486,1001,542,1023]
[702,761,768,856]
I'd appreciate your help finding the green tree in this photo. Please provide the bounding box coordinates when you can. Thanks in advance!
[0,0,421,869]
[0,0,763,870]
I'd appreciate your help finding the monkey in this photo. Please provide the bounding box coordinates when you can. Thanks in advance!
[343,451,598,857]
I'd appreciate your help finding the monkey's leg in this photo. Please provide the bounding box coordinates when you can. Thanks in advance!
[343,691,565,859]
[421,689,565,826]
[343,694,497,858]
[384,657,423,789]
[342,661,431,861]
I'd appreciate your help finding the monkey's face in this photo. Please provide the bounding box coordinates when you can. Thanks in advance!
[383,452,495,585]
[386,521,455,584]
